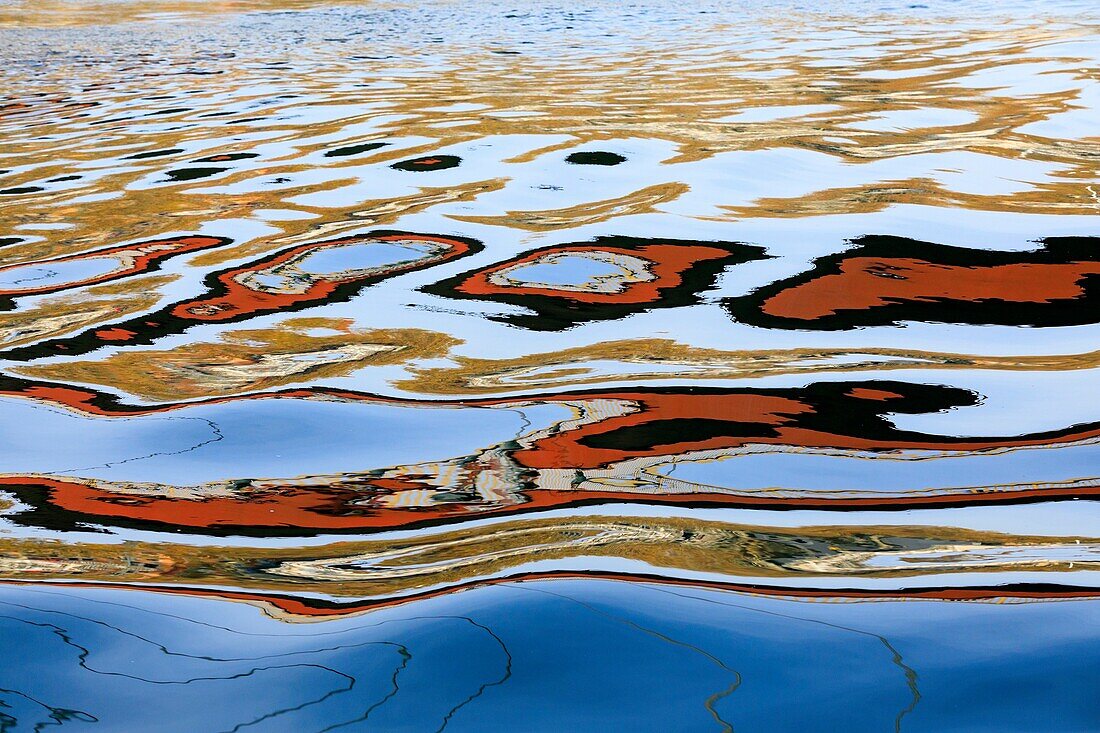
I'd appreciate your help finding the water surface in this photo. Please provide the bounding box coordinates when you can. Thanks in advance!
[0,0,1098,729]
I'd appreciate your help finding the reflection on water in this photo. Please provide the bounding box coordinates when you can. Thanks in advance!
[0,0,1098,728]
[1,580,1098,732]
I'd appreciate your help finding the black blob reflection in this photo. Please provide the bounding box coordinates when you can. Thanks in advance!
[193,153,259,162]
[390,155,462,171]
[565,151,627,166]
[324,141,388,157]
[0,187,44,195]
[124,148,184,160]
[163,167,228,182]
[0,230,481,363]
[421,236,768,331]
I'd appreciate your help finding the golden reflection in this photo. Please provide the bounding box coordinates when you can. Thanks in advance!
[394,339,1100,395]
[0,0,1096,607]
[450,183,690,231]
[19,318,457,399]
[0,0,407,27]
[19,333,1100,399]
[1,12,1095,273]
[182,182,507,267]
[0,516,1093,598]
[0,276,175,348]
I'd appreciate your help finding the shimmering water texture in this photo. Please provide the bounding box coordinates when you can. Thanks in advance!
[1,0,1099,730]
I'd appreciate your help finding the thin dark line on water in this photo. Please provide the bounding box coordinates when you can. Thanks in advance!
[53,414,224,474]
[0,599,401,665]
[509,583,741,732]
[0,685,98,730]
[5,268,58,286]
[315,647,411,733]
[509,406,532,442]
[223,645,412,733]
[0,588,515,731]
[0,612,356,688]
[434,616,514,733]
[8,400,225,476]
[0,606,411,731]
[639,583,921,731]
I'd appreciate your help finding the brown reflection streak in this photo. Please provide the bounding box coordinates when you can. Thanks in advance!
[0,277,173,349]
[1,4,1098,629]
[725,236,1100,329]
[449,183,690,231]
[0,517,1092,598]
[2,378,1099,454]
[766,260,1097,318]
[14,334,1100,401]
[394,340,1100,395]
[21,320,457,400]
[1,378,1099,531]
[448,243,741,304]
[0,574,1094,623]
[421,236,767,330]
[4,472,1095,536]
[171,233,476,323]
[0,231,482,361]
[1,16,1095,260]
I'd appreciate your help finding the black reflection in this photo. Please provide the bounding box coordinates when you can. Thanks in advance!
[324,142,388,158]
[390,155,462,171]
[565,151,626,165]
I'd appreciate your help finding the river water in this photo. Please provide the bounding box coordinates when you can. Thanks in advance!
[0,0,1098,730]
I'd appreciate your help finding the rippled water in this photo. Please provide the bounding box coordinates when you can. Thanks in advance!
[1,0,1099,730]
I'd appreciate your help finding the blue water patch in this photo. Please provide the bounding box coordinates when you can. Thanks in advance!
[0,396,571,485]
[0,257,120,290]
[0,580,1096,732]
[659,442,1100,493]
[296,241,434,275]
[505,255,625,288]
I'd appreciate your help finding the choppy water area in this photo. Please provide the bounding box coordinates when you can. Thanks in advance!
[1,0,1099,729]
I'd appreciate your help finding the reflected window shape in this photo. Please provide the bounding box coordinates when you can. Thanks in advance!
[0,231,482,360]
[0,235,231,307]
[724,235,1100,330]
[4,375,1100,536]
[422,236,769,330]
[506,378,1100,474]
[175,232,480,322]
